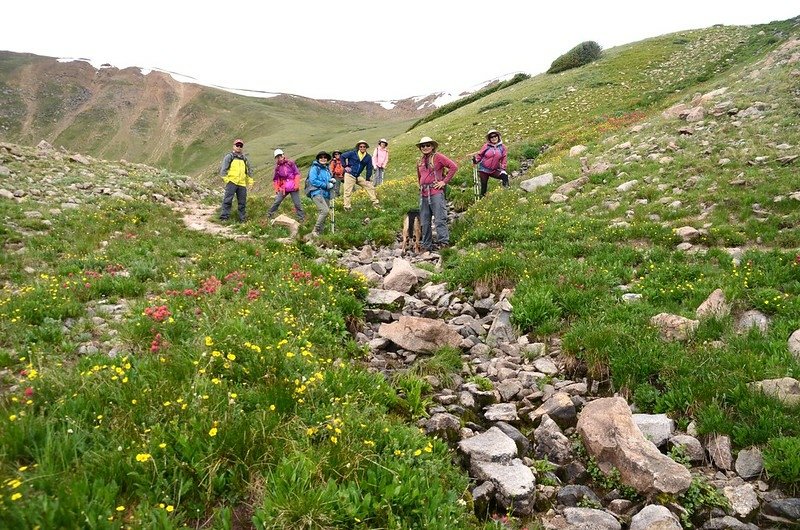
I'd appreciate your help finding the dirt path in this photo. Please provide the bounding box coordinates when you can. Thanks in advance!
[173,201,253,241]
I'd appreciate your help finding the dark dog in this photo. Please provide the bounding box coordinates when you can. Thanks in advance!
[401,209,422,254]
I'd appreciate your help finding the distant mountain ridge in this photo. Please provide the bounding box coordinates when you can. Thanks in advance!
[0,50,440,178]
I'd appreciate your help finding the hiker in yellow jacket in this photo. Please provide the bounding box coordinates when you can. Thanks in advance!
[219,138,254,222]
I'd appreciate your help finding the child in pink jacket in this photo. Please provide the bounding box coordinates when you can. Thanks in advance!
[372,139,390,186]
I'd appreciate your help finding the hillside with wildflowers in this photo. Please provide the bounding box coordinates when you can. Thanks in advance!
[2,14,800,530]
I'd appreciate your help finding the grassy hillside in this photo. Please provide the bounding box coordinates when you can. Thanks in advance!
[0,51,417,184]
[2,16,800,528]
[282,16,800,478]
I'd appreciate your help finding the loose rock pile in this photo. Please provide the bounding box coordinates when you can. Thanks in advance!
[336,243,800,528]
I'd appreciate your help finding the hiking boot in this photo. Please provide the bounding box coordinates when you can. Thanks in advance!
[343,207,352,212]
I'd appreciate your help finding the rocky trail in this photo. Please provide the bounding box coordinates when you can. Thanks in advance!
[178,204,800,529]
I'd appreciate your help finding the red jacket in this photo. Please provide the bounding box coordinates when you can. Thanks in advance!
[417,152,458,198]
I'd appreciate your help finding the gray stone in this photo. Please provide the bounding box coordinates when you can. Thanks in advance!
[530,392,577,429]
[534,414,572,465]
[669,435,705,464]
[458,426,518,464]
[520,173,554,192]
[650,313,699,342]
[707,434,733,471]
[632,414,675,447]
[761,498,800,525]
[472,458,536,516]
[748,377,800,406]
[734,447,763,480]
[556,484,601,508]
[630,504,681,530]
[366,288,406,305]
[563,507,621,530]
[723,483,758,518]
[789,329,800,361]
[735,310,769,334]
[378,316,462,353]
[577,397,692,495]
[494,421,530,457]
[696,289,731,320]
[484,403,519,423]
[382,258,418,293]
[422,412,461,441]
[701,516,759,530]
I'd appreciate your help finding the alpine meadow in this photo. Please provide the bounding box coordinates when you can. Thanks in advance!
[1,15,800,530]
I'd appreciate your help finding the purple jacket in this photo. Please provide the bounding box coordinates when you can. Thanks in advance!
[273,159,301,193]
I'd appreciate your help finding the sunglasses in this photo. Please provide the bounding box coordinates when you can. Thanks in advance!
[419,143,433,148]
[489,135,499,139]
[234,143,244,147]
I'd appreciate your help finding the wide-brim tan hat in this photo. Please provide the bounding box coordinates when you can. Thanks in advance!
[356,140,369,148]
[416,136,438,150]
[378,138,388,146]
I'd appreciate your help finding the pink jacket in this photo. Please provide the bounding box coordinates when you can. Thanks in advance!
[474,142,507,174]
[372,146,389,168]
[273,158,301,193]
[417,152,458,198]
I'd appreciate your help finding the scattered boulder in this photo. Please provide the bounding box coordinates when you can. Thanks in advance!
[382,258,419,293]
[520,173,554,192]
[577,397,692,496]
[378,316,462,354]
[630,504,681,530]
[788,329,800,361]
[734,447,764,480]
[696,289,731,320]
[650,313,699,342]
[748,377,800,406]
[735,310,769,334]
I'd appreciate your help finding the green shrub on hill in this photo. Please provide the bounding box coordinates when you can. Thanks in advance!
[547,41,603,74]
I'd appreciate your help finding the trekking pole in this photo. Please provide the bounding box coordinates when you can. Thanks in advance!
[472,163,480,203]
[330,194,335,234]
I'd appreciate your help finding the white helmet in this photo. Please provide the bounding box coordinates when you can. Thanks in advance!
[273,149,284,158]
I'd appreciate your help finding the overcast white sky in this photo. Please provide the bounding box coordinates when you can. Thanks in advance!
[2,2,798,102]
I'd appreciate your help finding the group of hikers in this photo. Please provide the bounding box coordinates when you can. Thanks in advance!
[218,129,510,251]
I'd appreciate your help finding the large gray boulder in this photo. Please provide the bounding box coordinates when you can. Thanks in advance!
[576,397,692,495]
[378,316,462,353]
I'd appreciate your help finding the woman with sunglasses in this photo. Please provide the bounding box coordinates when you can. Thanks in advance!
[471,129,509,198]
[416,136,458,251]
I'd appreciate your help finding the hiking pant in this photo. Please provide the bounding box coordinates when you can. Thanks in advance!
[420,192,449,249]
[220,182,247,221]
[479,170,509,197]
[373,167,386,187]
[268,190,305,221]
[342,173,379,209]
[311,194,330,234]
[332,177,343,197]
